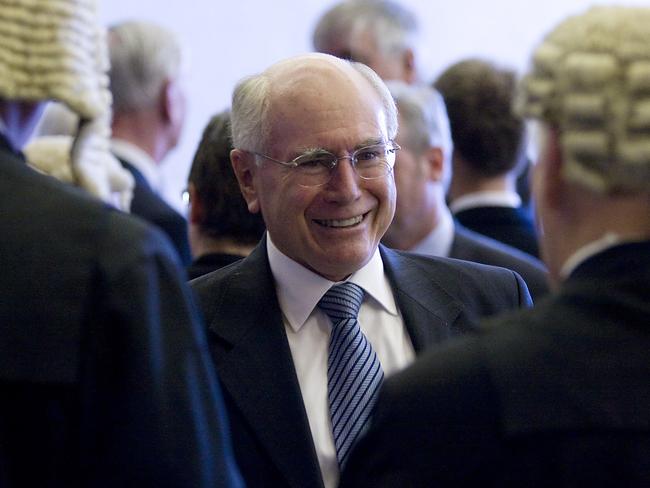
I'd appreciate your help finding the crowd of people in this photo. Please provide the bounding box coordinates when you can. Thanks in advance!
[2,0,649,486]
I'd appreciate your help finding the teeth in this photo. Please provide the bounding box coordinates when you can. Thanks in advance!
[315,215,363,228]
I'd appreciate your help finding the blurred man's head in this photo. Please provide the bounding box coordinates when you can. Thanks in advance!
[435,59,526,198]
[313,0,421,84]
[516,6,650,283]
[108,21,186,162]
[230,53,399,281]
[187,111,265,257]
[382,81,454,250]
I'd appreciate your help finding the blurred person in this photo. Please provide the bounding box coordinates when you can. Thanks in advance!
[382,81,549,300]
[191,53,532,488]
[313,0,423,84]
[108,20,191,265]
[435,58,540,257]
[186,111,265,279]
[342,6,650,486]
[0,1,243,486]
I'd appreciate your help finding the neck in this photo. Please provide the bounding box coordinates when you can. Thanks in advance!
[449,156,516,201]
[0,100,45,151]
[111,110,169,164]
[189,227,256,260]
[383,191,443,251]
[544,188,650,287]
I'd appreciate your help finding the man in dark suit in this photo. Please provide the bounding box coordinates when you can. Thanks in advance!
[186,111,266,279]
[382,81,548,301]
[108,21,191,265]
[435,58,540,258]
[0,2,242,486]
[341,6,650,486]
[191,53,532,488]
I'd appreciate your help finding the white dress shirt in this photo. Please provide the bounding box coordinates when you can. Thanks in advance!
[267,235,415,488]
[110,138,161,191]
[449,190,522,213]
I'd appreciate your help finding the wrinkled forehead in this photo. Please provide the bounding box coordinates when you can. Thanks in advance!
[264,57,387,146]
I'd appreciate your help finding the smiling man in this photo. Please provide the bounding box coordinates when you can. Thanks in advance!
[190,53,532,488]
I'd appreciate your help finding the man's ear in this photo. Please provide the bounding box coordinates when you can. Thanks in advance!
[424,147,444,183]
[160,77,184,127]
[402,48,417,84]
[230,148,261,214]
[187,183,203,224]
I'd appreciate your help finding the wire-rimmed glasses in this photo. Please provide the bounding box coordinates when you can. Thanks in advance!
[247,141,400,187]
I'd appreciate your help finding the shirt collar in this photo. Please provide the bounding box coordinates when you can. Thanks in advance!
[111,138,160,190]
[411,205,455,257]
[450,190,522,214]
[267,234,398,332]
[560,232,623,280]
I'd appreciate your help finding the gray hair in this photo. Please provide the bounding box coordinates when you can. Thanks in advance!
[516,6,650,194]
[108,21,183,113]
[231,57,398,152]
[386,81,453,170]
[313,0,419,60]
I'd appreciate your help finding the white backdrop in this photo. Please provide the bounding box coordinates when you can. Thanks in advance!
[98,0,648,211]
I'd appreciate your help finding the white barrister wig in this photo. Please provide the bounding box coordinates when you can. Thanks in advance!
[0,0,133,210]
[515,6,650,194]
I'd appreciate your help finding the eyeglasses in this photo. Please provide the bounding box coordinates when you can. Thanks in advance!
[247,141,400,187]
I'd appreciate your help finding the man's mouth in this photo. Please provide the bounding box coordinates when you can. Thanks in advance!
[314,213,365,228]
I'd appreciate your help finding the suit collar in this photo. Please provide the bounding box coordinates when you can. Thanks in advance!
[206,237,324,488]
[380,244,463,352]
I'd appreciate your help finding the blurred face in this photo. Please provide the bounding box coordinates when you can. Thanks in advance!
[236,66,396,281]
[349,27,412,82]
[383,118,431,246]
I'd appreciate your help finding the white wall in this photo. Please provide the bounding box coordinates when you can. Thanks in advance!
[98,0,648,211]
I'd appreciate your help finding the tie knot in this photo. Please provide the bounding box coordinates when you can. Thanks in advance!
[318,282,364,321]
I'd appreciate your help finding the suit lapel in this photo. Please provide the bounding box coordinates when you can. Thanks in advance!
[207,240,323,488]
[380,245,463,352]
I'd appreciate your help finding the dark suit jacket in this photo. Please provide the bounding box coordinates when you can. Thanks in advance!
[341,241,650,487]
[191,237,532,488]
[0,139,243,488]
[454,205,540,257]
[450,224,549,301]
[188,252,244,280]
[118,157,192,266]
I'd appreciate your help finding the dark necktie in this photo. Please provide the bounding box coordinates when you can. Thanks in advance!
[318,282,384,468]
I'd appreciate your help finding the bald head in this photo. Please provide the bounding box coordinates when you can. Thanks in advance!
[230,53,397,152]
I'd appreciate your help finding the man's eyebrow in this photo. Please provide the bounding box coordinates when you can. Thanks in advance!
[291,138,385,158]
[354,137,385,150]
[290,147,331,159]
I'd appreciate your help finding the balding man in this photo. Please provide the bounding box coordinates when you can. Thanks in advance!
[191,53,532,488]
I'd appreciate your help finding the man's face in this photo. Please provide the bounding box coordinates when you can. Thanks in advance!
[383,119,430,246]
[348,27,411,82]
[240,67,396,281]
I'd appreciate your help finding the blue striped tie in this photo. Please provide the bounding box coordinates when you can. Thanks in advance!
[318,282,384,468]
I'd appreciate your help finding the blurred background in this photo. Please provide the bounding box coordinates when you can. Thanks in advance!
[99,0,647,211]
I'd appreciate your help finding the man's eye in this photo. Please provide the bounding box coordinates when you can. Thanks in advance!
[296,154,333,168]
[356,148,382,161]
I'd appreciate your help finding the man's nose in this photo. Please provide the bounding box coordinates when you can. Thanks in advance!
[325,158,362,200]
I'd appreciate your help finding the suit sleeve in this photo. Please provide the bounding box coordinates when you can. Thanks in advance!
[86,213,244,488]
[512,269,534,308]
